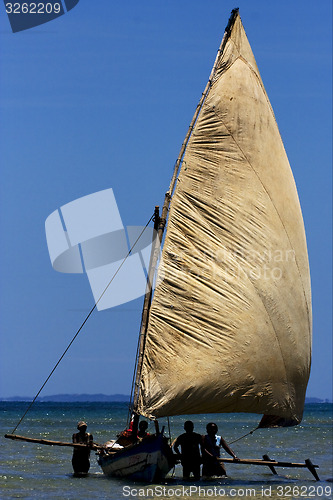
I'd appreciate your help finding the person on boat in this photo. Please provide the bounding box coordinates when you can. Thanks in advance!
[137,420,150,439]
[72,421,94,474]
[201,422,238,477]
[173,420,202,480]
[116,414,140,446]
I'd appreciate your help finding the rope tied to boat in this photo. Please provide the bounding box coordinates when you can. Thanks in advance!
[9,212,156,435]
[228,426,259,444]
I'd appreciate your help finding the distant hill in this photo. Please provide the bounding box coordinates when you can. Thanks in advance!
[0,394,130,402]
[305,397,332,404]
[1,394,331,403]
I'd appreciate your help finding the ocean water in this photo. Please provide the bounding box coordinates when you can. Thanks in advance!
[1,402,332,499]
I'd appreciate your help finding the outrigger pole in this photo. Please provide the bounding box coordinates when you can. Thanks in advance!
[217,456,320,481]
[6,433,320,481]
[4,433,103,451]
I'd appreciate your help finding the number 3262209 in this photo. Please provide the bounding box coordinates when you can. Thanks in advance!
[5,3,62,14]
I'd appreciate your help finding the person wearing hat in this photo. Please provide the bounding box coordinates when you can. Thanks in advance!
[72,421,94,474]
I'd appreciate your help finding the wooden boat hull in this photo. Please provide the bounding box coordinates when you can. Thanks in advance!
[97,433,174,482]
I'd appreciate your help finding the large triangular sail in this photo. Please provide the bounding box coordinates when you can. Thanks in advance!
[137,10,312,424]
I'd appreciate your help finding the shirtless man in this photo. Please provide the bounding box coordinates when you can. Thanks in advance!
[174,420,202,480]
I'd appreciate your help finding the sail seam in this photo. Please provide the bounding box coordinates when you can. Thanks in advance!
[205,88,311,349]
[155,199,290,416]
[237,55,311,344]
[151,72,306,419]
[156,148,294,415]
[193,104,302,409]
[237,54,278,130]
[218,32,278,132]
[186,194,292,404]
[208,35,310,342]
[176,152,295,412]
[205,29,312,378]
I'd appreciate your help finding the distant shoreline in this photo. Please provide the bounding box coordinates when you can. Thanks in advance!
[0,394,331,403]
[0,394,130,402]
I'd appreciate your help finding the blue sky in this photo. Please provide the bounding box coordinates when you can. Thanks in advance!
[0,1,332,402]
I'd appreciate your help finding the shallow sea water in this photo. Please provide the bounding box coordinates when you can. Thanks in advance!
[1,402,332,499]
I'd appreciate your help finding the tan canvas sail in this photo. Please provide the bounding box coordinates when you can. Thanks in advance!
[138,11,312,424]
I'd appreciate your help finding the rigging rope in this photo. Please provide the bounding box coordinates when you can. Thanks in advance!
[10,213,155,435]
[167,416,172,441]
[127,325,141,426]
[228,426,259,444]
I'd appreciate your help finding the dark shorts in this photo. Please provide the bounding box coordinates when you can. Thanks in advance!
[182,459,201,479]
[72,454,90,474]
[202,458,226,477]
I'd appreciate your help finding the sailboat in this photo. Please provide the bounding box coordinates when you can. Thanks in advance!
[5,9,317,482]
[97,7,313,480]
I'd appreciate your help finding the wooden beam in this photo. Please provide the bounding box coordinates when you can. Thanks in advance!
[217,456,320,480]
[218,457,319,468]
[263,454,278,475]
[305,459,321,481]
[4,433,102,450]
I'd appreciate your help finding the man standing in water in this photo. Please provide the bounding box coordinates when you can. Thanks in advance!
[72,421,94,475]
[201,422,239,477]
[174,420,202,480]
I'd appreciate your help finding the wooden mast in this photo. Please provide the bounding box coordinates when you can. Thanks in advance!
[132,206,160,415]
